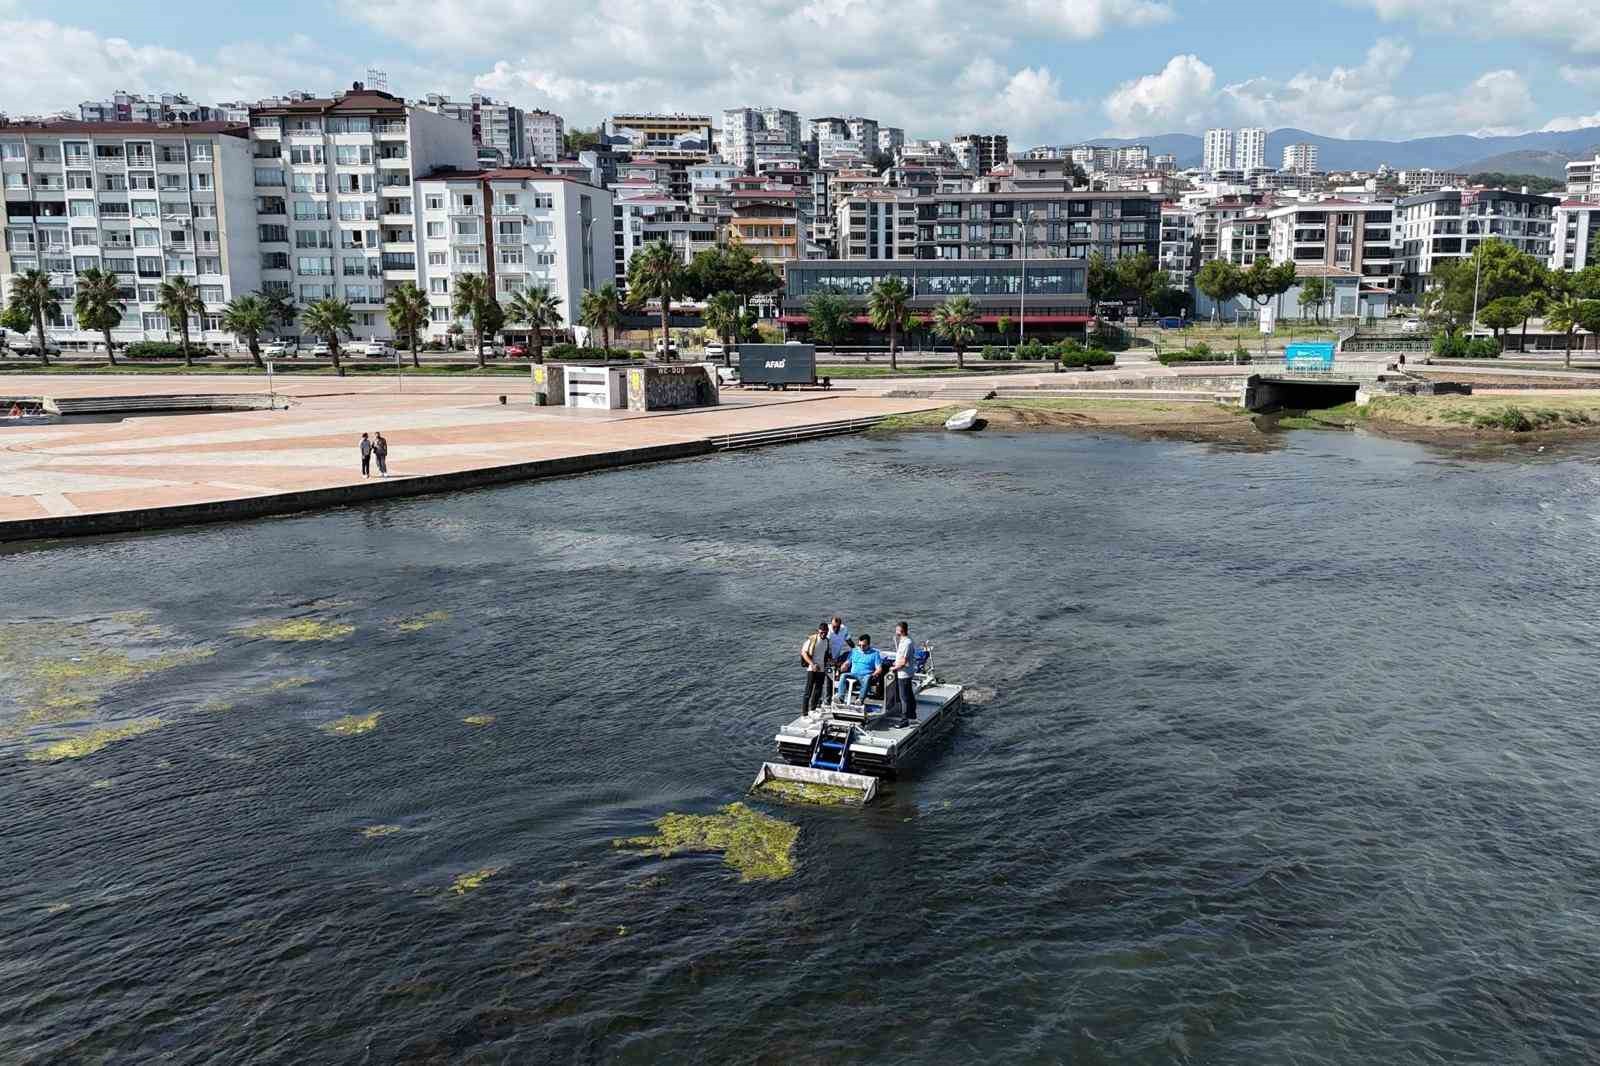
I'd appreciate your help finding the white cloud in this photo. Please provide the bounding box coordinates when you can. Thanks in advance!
[1560,65,1600,89]
[1542,112,1600,132]
[1352,0,1600,55]
[0,18,341,115]
[1102,55,1216,135]
[1103,40,1537,139]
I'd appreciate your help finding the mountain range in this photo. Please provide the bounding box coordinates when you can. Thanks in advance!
[1092,127,1600,178]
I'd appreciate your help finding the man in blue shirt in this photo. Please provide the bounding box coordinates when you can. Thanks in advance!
[834,633,885,705]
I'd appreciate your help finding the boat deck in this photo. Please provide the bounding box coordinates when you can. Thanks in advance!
[774,680,964,778]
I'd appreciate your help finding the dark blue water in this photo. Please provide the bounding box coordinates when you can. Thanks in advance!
[6,429,1600,1064]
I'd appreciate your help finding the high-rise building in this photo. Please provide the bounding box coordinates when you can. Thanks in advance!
[721,107,801,173]
[1281,142,1319,173]
[877,127,905,160]
[1202,128,1234,174]
[1552,200,1600,270]
[846,117,880,157]
[417,94,526,165]
[1234,127,1267,171]
[953,133,1008,175]
[1396,188,1557,295]
[524,110,565,164]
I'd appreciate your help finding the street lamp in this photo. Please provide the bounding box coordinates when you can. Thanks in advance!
[1018,205,1033,346]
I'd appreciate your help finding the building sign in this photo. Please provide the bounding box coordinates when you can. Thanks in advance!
[1284,341,1335,371]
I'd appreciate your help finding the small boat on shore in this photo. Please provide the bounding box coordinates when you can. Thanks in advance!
[753,645,964,805]
[944,408,980,432]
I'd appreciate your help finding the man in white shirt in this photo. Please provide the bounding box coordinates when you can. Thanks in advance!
[891,620,917,724]
[801,622,830,714]
[826,616,851,673]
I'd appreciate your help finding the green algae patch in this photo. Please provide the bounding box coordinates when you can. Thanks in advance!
[396,611,450,633]
[27,718,163,762]
[613,802,798,883]
[753,777,868,807]
[361,824,402,840]
[451,867,499,894]
[462,714,496,726]
[321,712,381,736]
[238,619,355,642]
[3,640,212,725]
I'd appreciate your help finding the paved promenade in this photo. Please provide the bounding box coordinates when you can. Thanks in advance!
[0,373,967,537]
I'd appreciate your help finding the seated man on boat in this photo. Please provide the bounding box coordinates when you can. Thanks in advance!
[833,633,885,705]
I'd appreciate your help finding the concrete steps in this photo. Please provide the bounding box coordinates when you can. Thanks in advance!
[709,414,892,451]
[46,394,275,415]
[993,387,1239,404]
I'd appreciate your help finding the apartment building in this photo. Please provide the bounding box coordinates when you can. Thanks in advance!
[417,93,525,165]
[1,121,260,347]
[1396,169,1467,194]
[1552,200,1600,271]
[723,182,801,265]
[835,190,917,261]
[1565,154,1599,201]
[1234,128,1267,171]
[722,107,801,173]
[1281,143,1319,172]
[1267,199,1397,313]
[877,127,905,160]
[611,175,715,291]
[1189,196,1260,264]
[606,113,713,161]
[78,92,220,124]
[1218,212,1272,266]
[247,84,477,341]
[953,133,1008,176]
[524,110,564,165]
[847,118,880,157]
[1158,203,1195,290]
[413,168,612,339]
[1396,188,1558,295]
[1203,128,1233,174]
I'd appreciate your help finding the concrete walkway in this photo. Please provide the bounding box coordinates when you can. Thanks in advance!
[0,373,950,538]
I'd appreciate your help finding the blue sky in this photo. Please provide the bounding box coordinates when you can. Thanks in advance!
[2,0,1598,143]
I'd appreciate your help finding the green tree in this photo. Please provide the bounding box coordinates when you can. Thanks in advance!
[73,267,126,366]
[1426,240,1543,329]
[1568,265,1600,300]
[450,271,493,368]
[995,315,1013,345]
[931,295,979,369]
[1477,296,1522,344]
[508,286,563,363]
[683,242,781,304]
[220,294,271,369]
[301,297,354,375]
[702,290,743,352]
[1087,252,1116,307]
[1515,290,1549,352]
[385,282,430,369]
[866,276,912,370]
[805,289,851,355]
[1546,294,1584,368]
[1298,277,1330,323]
[1578,300,1600,360]
[157,277,203,367]
[263,289,298,341]
[1195,260,1242,323]
[10,270,58,365]
[627,239,686,355]
[1,297,33,336]
[1240,260,1298,309]
[578,282,623,352]
[1113,252,1165,317]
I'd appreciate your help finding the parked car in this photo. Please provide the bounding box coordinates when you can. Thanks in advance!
[1156,316,1186,330]
[261,341,295,358]
[359,342,398,359]
[504,343,528,358]
[655,338,680,359]
[10,334,62,356]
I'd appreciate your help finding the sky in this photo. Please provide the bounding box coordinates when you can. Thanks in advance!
[1,0,1598,144]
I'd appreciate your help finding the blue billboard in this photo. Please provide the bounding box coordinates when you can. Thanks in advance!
[1284,342,1335,371]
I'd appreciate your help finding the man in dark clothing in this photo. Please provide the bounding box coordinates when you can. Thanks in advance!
[800,622,829,714]
[373,431,389,477]
[359,433,372,477]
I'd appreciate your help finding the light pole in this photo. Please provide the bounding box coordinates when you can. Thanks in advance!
[1018,206,1032,346]
[1469,241,1483,337]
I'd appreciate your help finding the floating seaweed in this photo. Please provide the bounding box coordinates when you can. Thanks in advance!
[451,867,499,894]
[237,620,355,642]
[396,611,451,633]
[361,824,402,839]
[462,714,496,726]
[321,712,381,736]
[1,628,212,726]
[613,802,798,882]
[752,777,867,806]
[27,718,163,762]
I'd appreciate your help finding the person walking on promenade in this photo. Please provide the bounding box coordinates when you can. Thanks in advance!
[891,621,917,724]
[359,433,373,478]
[801,622,830,715]
[373,431,389,477]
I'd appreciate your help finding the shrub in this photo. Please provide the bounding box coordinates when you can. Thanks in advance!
[981,345,1011,362]
[1156,342,1234,366]
[1090,324,1130,351]
[1230,345,1251,364]
[123,341,189,359]
[1015,340,1054,362]
[1058,345,1115,368]
[1467,337,1500,359]
[1433,332,1502,359]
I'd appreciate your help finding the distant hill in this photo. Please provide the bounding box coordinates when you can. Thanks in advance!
[1090,126,1600,173]
[1457,150,1576,180]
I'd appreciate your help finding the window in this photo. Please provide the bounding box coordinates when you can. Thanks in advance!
[429,307,450,322]
[165,255,195,275]
[100,174,127,192]
[192,173,213,191]
[290,145,325,166]
[73,255,98,273]
[454,219,480,239]
[425,194,445,210]
[134,229,160,248]
[335,145,373,165]
[255,168,285,187]
[429,278,448,294]
[71,229,97,247]
[129,172,156,190]
[498,221,522,240]
[293,201,331,221]
[498,193,520,210]
[326,117,370,134]
[0,142,23,160]
[500,247,524,266]
[160,173,187,191]
[292,172,327,194]
[166,228,189,247]
[356,312,377,327]
[143,312,169,331]
[299,283,334,301]
[68,200,97,218]
[296,256,333,276]
[199,285,225,304]
[95,144,124,160]
[337,173,372,193]
[190,143,212,162]
[259,224,288,242]
[287,119,322,135]
[137,285,158,302]
[532,193,553,209]
[201,313,222,332]
[427,251,446,266]
[67,172,94,191]
[136,256,162,277]
[197,257,222,275]
[426,221,445,238]
[2,173,25,189]
[535,252,556,266]
[261,252,290,270]
[456,248,481,266]
[295,229,333,249]
[452,193,476,212]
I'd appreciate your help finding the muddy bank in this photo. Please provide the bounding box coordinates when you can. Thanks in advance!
[875,399,1270,445]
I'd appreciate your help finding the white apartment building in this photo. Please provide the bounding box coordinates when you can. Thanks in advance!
[1218,212,1272,266]
[1396,188,1557,295]
[524,110,564,165]
[834,190,917,260]
[1552,200,1600,271]
[1565,154,1599,201]
[414,168,613,340]
[605,113,713,161]
[78,91,219,124]
[1281,143,1319,172]
[847,117,880,156]
[721,107,801,174]
[1,121,260,347]
[1234,128,1267,171]
[1202,129,1233,174]
[1158,203,1195,289]
[877,127,905,159]
[1396,169,1467,194]
[1265,199,1398,301]
[610,175,715,291]
[247,85,477,342]
[417,93,526,165]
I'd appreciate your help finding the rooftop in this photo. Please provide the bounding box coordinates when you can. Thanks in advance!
[0,119,248,137]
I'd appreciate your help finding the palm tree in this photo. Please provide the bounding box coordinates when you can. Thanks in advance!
[867,276,912,371]
[579,283,623,352]
[451,272,492,368]
[805,290,851,356]
[301,298,354,376]
[10,269,58,366]
[931,295,979,369]
[627,239,684,356]
[157,277,204,367]
[385,282,430,369]
[220,294,271,369]
[508,286,564,363]
[1547,294,1583,368]
[703,290,743,353]
[263,290,298,346]
[73,267,125,366]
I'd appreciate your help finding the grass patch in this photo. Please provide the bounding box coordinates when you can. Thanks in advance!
[752,777,868,806]
[1364,395,1600,434]
[238,619,354,642]
[321,712,381,736]
[874,397,1249,432]
[27,718,163,762]
[613,802,798,882]
[815,364,987,378]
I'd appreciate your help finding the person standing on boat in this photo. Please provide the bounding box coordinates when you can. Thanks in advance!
[825,616,851,684]
[891,621,917,723]
[359,433,373,478]
[834,633,884,705]
[801,622,830,714]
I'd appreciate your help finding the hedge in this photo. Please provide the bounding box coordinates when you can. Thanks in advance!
[1432,332,1500,359]
[1156,342,1250,366]
[123,341,190,359]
